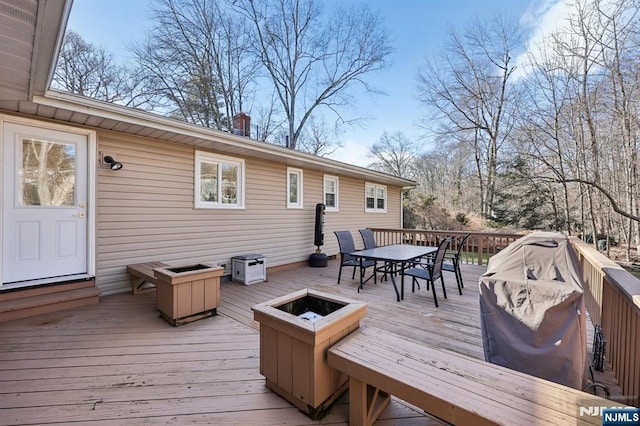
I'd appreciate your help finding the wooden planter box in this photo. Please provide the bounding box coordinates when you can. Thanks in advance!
[154,263,223,326]
[252,289,367,419]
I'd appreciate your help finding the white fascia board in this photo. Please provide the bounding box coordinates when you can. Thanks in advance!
[34,90,416,188]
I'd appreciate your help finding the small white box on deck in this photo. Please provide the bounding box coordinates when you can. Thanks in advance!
[231,254,266,285]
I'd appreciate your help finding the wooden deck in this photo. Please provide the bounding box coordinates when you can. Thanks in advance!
[0,260,621,425]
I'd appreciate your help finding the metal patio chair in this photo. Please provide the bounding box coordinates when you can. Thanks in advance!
[334,230,375,285]
[442,233,470,293]
[402,237,451,307]
[358,228,388,282]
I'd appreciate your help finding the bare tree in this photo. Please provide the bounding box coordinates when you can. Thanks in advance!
[133,0,259,130]
[251,93,283,142]
[507,0,640,255]
[296,116,342,156]
[416,16,523,218]
[414,134,478,214]
[516,39,580,234]
[367,131,418,179]
[232,0,392,150]
[52,31,149,108]
[594,0,640,255]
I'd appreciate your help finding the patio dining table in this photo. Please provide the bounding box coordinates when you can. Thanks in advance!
[350,244,437,301]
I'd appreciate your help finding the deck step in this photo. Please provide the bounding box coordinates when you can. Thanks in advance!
[0,281,99,323]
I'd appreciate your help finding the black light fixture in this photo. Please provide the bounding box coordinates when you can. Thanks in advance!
[103,155,123,170]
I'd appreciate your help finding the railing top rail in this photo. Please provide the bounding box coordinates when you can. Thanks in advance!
[571,237,640,312]
[370,228,525,239]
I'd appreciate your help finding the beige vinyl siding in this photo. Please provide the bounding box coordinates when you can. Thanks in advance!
[96,131,403,295]
[320,173,401,255]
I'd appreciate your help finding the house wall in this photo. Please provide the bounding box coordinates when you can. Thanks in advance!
[97,131,403,295]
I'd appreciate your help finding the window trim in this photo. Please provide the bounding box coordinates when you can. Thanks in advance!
[365,182,387,213]
[286,167,304,209]
[194,150,245,209]
[323,175,339,212]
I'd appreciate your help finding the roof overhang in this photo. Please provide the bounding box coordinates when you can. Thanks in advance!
[0,0,70,109]
[33,90,416,188]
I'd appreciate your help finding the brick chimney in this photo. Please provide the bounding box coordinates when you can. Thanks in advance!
[232,112,251,137]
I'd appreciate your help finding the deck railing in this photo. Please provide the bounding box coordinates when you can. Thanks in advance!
[370,228,523,266]
[371,228,640,406]
[373,228,640,407]
[570,237,640,407]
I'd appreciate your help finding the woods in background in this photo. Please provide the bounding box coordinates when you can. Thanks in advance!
[374,0,640,260]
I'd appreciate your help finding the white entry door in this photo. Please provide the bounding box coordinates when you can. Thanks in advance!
[2,123,88,284]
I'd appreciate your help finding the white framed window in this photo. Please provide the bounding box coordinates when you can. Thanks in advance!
[365,183,387,213]
[195,151,245,209]
[287,167,304,209]
[323,175,339,212]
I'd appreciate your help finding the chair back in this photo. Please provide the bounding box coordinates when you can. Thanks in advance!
[454,233,471,258]
[359,229,377,250]
[431,237,452,278]
[334,231,356,260]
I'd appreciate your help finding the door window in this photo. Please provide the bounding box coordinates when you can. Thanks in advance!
[20,139,76,207]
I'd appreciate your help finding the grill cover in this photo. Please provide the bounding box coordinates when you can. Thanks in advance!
[479,231,586,389]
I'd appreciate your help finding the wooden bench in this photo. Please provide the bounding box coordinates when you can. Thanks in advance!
[327,326,617,426]
[126,261,168,295]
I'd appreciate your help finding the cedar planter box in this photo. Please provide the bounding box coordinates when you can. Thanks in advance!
[154,263,223,326]
[252,289,367,419]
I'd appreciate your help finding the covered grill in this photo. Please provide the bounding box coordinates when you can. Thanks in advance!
[479,231,587,389]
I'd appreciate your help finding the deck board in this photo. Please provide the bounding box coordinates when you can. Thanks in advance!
[0,259,621,425]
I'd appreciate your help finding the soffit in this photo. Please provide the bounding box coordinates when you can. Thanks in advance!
[30,90,415,188]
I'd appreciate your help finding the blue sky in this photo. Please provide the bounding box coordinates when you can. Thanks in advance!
[67,0,554,166]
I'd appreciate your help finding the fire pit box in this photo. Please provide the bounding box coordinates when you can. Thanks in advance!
[154,263,223,326]
[252,289,367,419]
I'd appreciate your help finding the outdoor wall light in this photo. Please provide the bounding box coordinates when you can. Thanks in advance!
[103,155,123,170]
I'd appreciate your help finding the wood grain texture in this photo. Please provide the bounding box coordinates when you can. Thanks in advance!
[328,327,619,425]
[0,260,622,425]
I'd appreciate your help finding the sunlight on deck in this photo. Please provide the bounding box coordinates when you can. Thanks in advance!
[0,259,622,425]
